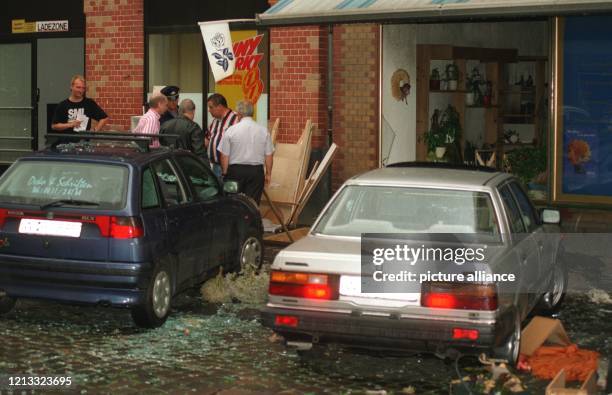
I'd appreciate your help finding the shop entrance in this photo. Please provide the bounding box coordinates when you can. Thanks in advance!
[382,20,551,201]
[0,41,34,165]
[0,37,83,166]
[36,37,84,150]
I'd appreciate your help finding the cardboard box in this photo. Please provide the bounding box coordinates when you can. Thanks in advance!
[520,316,571,356]
[545,369,598,395]
[521,317,599,395]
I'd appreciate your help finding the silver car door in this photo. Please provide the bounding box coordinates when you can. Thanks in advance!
[498,184,540,316]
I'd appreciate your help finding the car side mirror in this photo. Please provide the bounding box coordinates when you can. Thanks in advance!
[541,209,560,224]
[223,180,239,194]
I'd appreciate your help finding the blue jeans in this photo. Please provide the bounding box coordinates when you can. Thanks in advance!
[212,163,222,178]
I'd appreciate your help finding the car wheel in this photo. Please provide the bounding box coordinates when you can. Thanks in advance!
[131,262,173,328]
[0,294,16,315]
[493,310,521,366]
[237,229,263,272]
[537,258,568,315]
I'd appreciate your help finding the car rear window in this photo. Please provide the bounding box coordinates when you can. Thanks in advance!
[313,185,501,242]
[0,160,128,210]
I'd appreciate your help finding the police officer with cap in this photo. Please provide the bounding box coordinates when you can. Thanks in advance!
[159,85,180,126]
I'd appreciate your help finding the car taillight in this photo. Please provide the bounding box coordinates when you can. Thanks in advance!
[269,270,339,300]
[109,216,144,239]
[0,210,143,239]
[95,216,144,238]
[275,315,299,327]
[0,209,7,229]
[452,328,479,341]
[421,281,497,310]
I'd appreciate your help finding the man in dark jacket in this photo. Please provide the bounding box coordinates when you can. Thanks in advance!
[160,99,210,167]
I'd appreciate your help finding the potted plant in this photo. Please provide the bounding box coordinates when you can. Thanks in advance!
[445,63,459,91]
[440,104,462,162]
[424,109,445,157]
[424,105,462,160]
[466,68,482,106]
[505,145,547,186]
[429,68,441,91]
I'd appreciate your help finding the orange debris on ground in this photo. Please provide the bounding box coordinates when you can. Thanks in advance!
[523,344,599,382]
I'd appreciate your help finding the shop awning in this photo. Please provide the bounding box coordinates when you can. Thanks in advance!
[257,0,612,26]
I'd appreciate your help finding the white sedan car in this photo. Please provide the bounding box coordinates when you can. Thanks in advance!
[261,164,565,364]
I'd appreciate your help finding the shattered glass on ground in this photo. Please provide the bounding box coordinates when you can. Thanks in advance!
[0,246,610,394]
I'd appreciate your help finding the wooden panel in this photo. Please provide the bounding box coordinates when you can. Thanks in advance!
[260,120,313,224]
[453,59,467,152]
[264,227,310,245]
[289,143,338,225]
[416,45,431,161]
[453,47,517,63]
[485,62,501,148]
[535,59,546,145]
[428,44,453,60]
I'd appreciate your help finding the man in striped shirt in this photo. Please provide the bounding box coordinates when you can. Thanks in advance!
[133,95,168,148]
[206,93,239,177]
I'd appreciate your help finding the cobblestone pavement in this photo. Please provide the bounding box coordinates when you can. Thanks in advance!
[0,245,610,394]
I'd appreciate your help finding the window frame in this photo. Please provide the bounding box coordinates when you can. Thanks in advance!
[508,181,541,233]
[498,183,527,235]
[173,153,221,202]
[140,166,162,210]
[150,158,189,208]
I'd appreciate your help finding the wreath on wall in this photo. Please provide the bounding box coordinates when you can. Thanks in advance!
[391,69,411,103]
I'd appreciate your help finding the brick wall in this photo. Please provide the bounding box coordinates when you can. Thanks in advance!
[84,0,144,131]
[331,24,380,190]
[269,26,328,148]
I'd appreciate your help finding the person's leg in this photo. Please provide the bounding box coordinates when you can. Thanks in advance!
[226,165,244,193]
[212,163,222,178]
[251,166,265,205]
[241,166,264,205]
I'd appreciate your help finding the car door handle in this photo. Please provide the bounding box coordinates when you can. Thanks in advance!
[168,218,179,226]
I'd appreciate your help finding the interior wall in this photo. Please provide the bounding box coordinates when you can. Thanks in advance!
[382,21,549,164]
[148,33,203,93]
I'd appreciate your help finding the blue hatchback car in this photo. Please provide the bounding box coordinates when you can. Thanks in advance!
[0,137,263,327]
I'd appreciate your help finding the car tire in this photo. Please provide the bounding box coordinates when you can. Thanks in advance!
[131,262,173,328]
[537,254,568,315]
[493,309,521,366]
[237,228,263,272]
[0,295,16,315]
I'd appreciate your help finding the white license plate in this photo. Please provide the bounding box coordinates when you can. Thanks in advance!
[19,219,82,238]
[339,275,419,303]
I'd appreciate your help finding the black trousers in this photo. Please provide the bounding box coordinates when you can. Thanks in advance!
[226,164,265,205]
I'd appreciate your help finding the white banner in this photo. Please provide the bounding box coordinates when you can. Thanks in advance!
[199,21,236,83]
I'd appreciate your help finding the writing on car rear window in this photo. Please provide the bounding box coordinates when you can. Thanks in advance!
[27,175,94,197]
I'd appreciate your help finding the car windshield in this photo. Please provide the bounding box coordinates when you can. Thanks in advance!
[0,160,128,210]
[313,185,501,242]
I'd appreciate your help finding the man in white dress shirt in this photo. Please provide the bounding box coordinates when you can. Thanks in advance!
[218,100,274,204]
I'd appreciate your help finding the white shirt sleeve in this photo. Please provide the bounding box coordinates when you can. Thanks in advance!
[218,132,230,156]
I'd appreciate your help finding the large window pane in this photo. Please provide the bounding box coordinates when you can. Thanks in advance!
[148,33,204,127]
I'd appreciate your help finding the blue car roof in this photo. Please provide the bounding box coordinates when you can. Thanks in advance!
[18,146,174,167]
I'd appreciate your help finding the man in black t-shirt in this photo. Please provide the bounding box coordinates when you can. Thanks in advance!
[51,75,109,133]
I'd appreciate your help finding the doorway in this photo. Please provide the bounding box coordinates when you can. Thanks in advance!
[0,37,83,166]
[37,37,84,150]
[0,42,34,164]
